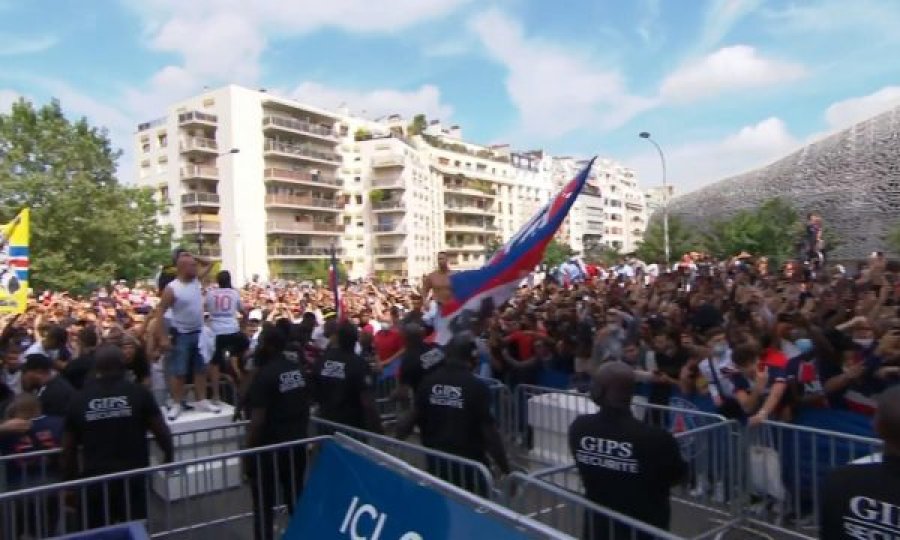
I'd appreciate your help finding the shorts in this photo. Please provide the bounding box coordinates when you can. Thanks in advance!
[167,331,206,378]
[212,332,250,367]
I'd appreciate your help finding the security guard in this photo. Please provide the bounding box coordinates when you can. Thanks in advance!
[397,333,510,497]
[311,321,383,434]
[244,331,312,540]
[62,344,173,530]
[398,323,444,392]
[820,385,900,540]
[569,361,687,538]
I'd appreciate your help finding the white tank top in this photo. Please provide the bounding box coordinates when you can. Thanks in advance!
[168,278,203,333]
[206,288,242,335]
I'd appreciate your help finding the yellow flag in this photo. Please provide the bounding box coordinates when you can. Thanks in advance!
[0,209,29,314]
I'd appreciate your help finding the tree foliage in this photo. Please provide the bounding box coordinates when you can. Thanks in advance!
[635,214,699,264]
[408,114,427,136]
[887,223,900,255]
[703,198,799,265]
[543,238,575,268]
[0,99,172,293]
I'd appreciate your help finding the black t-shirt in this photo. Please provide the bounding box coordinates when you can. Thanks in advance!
[245,353,311,444]
[569,410,687,532]
[63,351,95,390]
[39,376,75,417]
[399,344,444,391]
[820,456,900,540]
[64,375,162,476]
[312,348,374,429]
[414,364,493,463]
[123,352,150,385]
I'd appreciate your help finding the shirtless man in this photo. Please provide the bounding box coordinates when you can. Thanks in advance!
[422,252,453,305]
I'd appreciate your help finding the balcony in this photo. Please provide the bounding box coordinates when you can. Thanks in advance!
[445,221,494,232]
[444,203,490,215]
[374,246,407,257]
[371,153,404,168]
[182,218,221,233]
[181,165,219,181]
[196,246,222,259]
[445,243,485,252]
[180,137,218,156]
[266,221,344,235]
[373,223,405,234]
[370,176,404,189]
[625,202,644,212]
[268,246,342,259]
[264,167,342,188]
[262,116,337,142]
[264,139,341,165]
[265,195,343,212]
[178,111,218,128]
[443,181,497,197]
[181,192,220,208]
[371,200,405,212]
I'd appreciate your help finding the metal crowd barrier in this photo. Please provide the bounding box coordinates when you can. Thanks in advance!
[311,417,499,499]
[510,384,729,467]
[526,421,744,539]
[742,420,883,538]
[0,435,330,540]
[504,472,682,540]
[0,421,251,492]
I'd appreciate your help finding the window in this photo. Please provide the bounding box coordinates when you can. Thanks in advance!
[355,195,362,205]
[141,143,150,153]
[354,176,360,183]
[158,133,168,148]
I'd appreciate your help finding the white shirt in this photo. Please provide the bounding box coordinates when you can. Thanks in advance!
[205,288,242,335]
[168,278,204,333]
[199,325,216,364]
[699,351,736,400]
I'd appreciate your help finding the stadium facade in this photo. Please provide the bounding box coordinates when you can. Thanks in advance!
[667,105,900,260]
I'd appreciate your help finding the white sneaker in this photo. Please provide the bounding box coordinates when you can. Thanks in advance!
[167,403,182,421]
[195,399,221,414]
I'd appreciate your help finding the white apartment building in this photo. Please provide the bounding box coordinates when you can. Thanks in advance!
[135,84,650,284]
[645,185,675,213]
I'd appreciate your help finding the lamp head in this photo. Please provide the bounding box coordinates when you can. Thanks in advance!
[639,132,651,139]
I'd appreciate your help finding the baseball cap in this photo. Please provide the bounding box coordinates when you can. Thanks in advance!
[322,307,337,320]
[248,309,263,322]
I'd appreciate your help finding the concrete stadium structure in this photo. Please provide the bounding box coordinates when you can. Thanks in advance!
[667,105,900,260]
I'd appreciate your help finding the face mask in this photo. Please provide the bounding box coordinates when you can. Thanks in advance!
[853,338,874,349]
[713,343,728,356]
[795,338,814,355]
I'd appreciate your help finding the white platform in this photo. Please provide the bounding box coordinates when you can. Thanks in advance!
[151,403,244,501]
[526,392,648,467]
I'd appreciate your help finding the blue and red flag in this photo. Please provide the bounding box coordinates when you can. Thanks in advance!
[435,157,596,344]
[328,246,345,320]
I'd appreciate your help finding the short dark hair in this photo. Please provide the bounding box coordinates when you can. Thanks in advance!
[94,344,126,376]
[337,321,358,352]
[22,354,53,373]
[732,343,760,368]
[45,325,68,348]
[78,326,99,348]
[217,270,232,289]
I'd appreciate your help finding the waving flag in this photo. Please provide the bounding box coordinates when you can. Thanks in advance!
[435,158,596,344]
[329,245,345,320]
[0,208,29,314]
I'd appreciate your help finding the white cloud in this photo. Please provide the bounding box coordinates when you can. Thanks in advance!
[0,89,22,110]
[824,86,900,130]
[0,34,57,56]
[689,0,761,55]
[469,8,655,139]
[625,117,800,194]
[763,0,900,37]
[290,82,453,121]
[126,0,471,87]
[660,45,806,103]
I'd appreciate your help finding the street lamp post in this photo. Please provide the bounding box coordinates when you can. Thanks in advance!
[639,132,669,265]
[194,147,239,256]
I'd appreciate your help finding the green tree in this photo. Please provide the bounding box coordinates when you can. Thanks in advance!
[354,127,371,141]
[368,189,385,203]
[0,99,172,293]
[887,223,900,255]
[543,238,575,268]
[704,197,799,266]
[408,114,427,136]
[484,236,503,259]
[635,214,698,264]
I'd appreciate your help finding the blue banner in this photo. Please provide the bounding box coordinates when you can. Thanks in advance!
[284,439,535,539]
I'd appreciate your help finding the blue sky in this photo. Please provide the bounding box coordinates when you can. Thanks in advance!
[2,0,900,193]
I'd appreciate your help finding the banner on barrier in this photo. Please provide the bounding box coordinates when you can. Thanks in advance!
[285,439,534,540]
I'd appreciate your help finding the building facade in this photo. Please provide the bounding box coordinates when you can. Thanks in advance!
[135,84,650,284]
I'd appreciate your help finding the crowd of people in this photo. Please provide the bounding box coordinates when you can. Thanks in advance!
[1,238,900,538]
